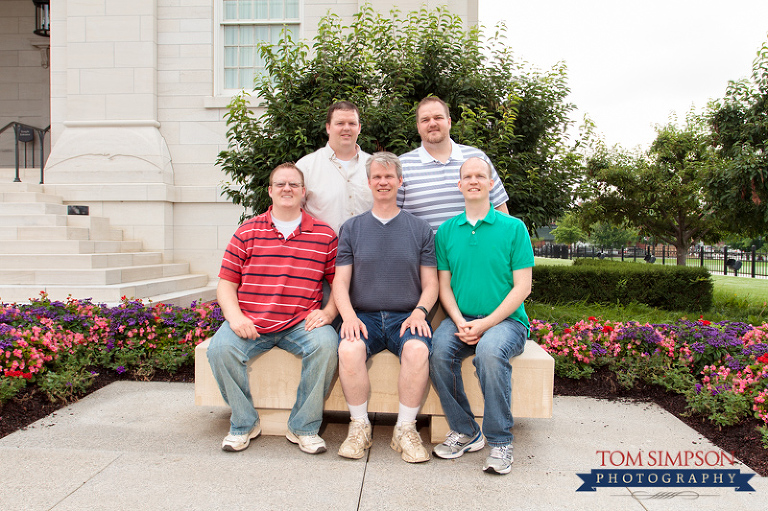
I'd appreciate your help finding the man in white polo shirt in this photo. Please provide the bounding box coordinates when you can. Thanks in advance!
[397,96,509,233]
[296,101,373,235]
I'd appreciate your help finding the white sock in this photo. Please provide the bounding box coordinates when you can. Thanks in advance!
[347,401,370,423]
[396,403,420,426]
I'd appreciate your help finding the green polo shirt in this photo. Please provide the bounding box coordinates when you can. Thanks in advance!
[435,205,535,328]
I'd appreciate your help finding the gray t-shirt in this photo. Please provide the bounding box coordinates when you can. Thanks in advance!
[336,210,436,312]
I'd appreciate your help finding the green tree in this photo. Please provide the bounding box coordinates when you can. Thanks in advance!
[216,6,580,229]
[579,117,722,265]
[708,40,768,235]
[550,212,586,246]
[588,222,637,249]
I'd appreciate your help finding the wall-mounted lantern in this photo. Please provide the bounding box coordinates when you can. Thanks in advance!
[33,0,50,37]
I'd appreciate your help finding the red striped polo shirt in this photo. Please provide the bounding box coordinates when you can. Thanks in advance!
[218,207,338,333]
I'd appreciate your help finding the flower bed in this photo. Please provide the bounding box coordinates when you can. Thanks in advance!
[0,293,223,403]
[2,294,767,449]
[531,316,768,446]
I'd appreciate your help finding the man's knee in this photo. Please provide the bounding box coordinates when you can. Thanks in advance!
[208,328,241,364]
[306,325,339,354]
[401,339,429,366]
[338,338,366,364]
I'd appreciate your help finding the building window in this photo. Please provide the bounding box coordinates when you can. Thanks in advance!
[221,0,300,91]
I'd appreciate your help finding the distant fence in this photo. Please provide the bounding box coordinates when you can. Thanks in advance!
[535,243,767,278]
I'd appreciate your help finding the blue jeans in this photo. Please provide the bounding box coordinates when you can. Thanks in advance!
[355,311,432,358]
[429,316,527,446]
[207,320,338,436]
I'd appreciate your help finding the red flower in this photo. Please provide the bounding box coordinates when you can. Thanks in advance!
[758,354,768,365]
[563,328,572,334]
[588,316,597,322]
[602,325,614,333]
[699,315,711,326]
[4,370,33,379]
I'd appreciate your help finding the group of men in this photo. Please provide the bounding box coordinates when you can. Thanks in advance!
[207,97,534,475]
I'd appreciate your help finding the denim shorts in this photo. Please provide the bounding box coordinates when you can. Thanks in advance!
[355,310,432,359]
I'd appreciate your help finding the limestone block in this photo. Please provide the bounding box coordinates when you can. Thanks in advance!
[194,337,554,439]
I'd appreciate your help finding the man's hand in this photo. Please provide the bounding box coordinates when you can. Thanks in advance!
[454,317,492,346]
[304,309,333,331]
[229,315,259,340]
[339,317,368,342]
[400,310,432,338]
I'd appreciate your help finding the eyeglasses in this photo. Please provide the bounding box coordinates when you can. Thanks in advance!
[271,182,304,189]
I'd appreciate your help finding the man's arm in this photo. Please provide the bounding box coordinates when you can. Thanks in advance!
[437,268,470,329]
[456,267,532,344]
[399,265,439,337]
[495,202,509,214]
[331,264,367,341]
[304,274,339,331]
[305,233,340,331]
[217,279,259,340]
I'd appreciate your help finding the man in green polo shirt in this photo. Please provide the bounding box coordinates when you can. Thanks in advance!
[429,157,534,475]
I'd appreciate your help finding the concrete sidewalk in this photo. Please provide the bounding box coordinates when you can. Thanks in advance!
[0,382,764,511]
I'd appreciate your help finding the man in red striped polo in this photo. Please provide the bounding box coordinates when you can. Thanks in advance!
[207,163,339,455]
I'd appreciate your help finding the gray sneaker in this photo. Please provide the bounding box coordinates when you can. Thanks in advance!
[433,430,485,459]
[221,422,261,452]
[483,444,513,474]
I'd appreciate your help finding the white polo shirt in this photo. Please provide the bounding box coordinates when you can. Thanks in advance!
[296,143,373,234]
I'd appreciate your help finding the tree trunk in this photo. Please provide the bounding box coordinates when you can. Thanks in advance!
[674,242,690,266]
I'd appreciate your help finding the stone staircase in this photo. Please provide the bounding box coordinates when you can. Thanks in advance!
[0,180,216,306]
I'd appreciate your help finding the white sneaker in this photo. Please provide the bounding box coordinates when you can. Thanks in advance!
[221,423,261,452]
[338,418,373,459]
[390,421,429,463]
[286,430,327,454]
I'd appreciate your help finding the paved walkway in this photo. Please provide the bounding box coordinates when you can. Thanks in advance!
[0,382,764,510]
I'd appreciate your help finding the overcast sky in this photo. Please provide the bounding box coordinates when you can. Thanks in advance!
[478,0,768,151]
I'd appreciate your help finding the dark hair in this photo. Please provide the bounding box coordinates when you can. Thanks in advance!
[326,101,361,124]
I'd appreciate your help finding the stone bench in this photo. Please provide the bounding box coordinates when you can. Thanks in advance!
[194,332,554,443]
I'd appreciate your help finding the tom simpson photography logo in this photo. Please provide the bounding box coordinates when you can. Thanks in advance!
[576,450,755,494]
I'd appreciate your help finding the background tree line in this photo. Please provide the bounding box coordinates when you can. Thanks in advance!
[217,6,768,261]
[217,6,579,229]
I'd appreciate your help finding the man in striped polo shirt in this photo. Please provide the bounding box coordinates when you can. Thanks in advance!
[207,163,339,455]
[397,96,509,233]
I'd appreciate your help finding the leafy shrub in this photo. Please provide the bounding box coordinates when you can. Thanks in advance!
[531,260,713,311]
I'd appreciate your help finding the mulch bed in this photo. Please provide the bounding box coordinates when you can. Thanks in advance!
[1,365,765,476]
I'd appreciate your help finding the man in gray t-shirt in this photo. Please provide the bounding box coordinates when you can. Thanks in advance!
[333,152,438,464]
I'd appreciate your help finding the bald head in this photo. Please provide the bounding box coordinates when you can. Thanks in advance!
[459,157,493,180]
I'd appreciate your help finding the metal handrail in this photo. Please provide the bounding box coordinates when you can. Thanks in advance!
[0,121,51,184]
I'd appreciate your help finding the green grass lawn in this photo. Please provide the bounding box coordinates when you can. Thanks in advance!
[530,257,768,325]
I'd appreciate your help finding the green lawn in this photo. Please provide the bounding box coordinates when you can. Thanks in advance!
[711,274,768,304]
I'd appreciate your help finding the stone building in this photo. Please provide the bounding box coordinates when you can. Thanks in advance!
[0,0,477,304]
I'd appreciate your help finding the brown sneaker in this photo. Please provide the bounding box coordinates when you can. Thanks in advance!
[390,421,429,463]
[338,418,373,459]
